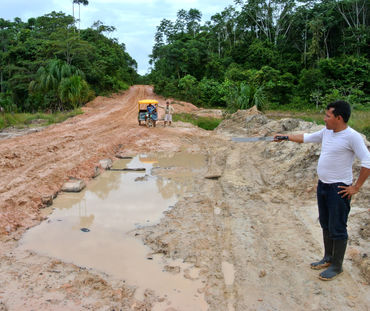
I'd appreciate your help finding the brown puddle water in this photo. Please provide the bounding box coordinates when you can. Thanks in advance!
[19,152,208,311]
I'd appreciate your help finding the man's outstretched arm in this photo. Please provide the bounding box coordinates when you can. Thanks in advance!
[274,134,304,143]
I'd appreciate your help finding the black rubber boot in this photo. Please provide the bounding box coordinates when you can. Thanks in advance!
[311,230,333,270]
[319,239,347,281]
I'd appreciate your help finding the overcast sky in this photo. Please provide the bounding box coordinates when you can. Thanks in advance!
[2,0,235,75]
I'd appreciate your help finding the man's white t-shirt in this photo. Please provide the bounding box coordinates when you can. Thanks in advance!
[304,127,370,184]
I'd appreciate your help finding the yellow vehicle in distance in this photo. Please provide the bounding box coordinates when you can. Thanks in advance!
[138,99,159,127]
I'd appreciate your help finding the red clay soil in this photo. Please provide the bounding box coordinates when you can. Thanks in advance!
[0,85,199,239]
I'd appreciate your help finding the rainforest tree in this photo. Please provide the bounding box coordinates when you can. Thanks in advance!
[148,0,369,111]
[0,12,138,112]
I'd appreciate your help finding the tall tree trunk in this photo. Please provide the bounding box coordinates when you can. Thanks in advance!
[0,71,3,93]
[303,27,307,67]
[324,30,330,59]
[72,1,75,32]
[218,32,221,57]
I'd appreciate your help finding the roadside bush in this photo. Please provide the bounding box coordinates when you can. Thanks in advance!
[112,80,130,92]
[59,75,90,109]
[298,68,326,98]
[173,113,221,130]
[318,56,370,94]
[221,80,266,112]
[178,74,199,103]
[245,40,278,69]
[225,63,249,82]
[0,109,83,130]
[198,78,224,107]
[0,92,17,112]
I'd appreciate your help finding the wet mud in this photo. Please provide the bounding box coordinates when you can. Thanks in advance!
[0,86,369,310]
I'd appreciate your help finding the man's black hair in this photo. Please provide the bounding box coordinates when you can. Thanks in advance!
[327,100,351,123]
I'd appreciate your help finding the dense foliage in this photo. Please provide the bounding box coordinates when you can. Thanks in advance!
[0,12,138,112]
[147,0,370,112]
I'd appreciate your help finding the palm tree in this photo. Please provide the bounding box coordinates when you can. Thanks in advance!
[29,59,86,110]
[225,82,266,112]
[238,83,266,111]
[29,60,84,92]
[59,75,90,109]
[73,0,89,31]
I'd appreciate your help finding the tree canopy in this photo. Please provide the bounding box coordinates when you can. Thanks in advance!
[1,1,368,113]
[0,12,138,112]
[147,0,369,111]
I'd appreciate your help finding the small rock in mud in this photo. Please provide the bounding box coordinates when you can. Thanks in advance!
[135,175,149,182]
[359,221,370,239]
[62,178,86,192]
[259,270,267,278]
[41,195,53,207]
[164,265,181,274]
[99,159,112,169]
[0,302,7,311]
[93,166,101,178]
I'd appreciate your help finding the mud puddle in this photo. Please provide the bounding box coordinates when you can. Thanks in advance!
[18,152,208,310]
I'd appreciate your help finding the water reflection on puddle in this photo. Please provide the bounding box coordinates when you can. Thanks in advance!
[19,152,208,311]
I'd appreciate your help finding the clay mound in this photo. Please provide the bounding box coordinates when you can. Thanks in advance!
[216,106,320,137]
[166,99,199,114]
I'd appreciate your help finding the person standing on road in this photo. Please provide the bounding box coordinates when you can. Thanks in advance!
[275,100,370,281]
[164,101,174,127]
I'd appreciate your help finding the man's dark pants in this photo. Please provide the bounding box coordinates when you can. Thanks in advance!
[317,180,351,240]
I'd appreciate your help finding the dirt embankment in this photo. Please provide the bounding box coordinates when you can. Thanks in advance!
[0,86,369,310]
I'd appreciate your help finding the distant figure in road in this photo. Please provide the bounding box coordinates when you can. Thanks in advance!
[146,103,157,127]
[275,100,370,281]
[164,101,174,127]
[146,103,156,115]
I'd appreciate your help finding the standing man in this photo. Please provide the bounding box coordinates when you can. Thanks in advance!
[275,100,370,281]
[164,101,174,127]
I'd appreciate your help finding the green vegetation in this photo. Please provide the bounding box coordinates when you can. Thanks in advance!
[146,1,369,113]
[266,110,370,139]
[1,1,369,135]
[0,109,83,130]
[173,113,222,130]
[0,12,138,114]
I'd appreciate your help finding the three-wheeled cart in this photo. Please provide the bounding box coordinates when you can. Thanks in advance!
[138,99,159,127]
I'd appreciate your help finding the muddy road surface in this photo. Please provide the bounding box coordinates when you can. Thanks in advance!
[0,85,369,310]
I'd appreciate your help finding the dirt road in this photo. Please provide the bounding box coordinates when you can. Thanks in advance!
[0,85,369,310]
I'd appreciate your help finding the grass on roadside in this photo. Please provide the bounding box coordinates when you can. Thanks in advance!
[0,109,83,130]
[173,113,222,130]
[265,110,370,140]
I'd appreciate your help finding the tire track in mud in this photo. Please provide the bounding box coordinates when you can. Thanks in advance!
[0,85,203,311]
[215,140,370,311]
[131,133,369,310]
[1,89,368,310]
[0,85,197,235]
